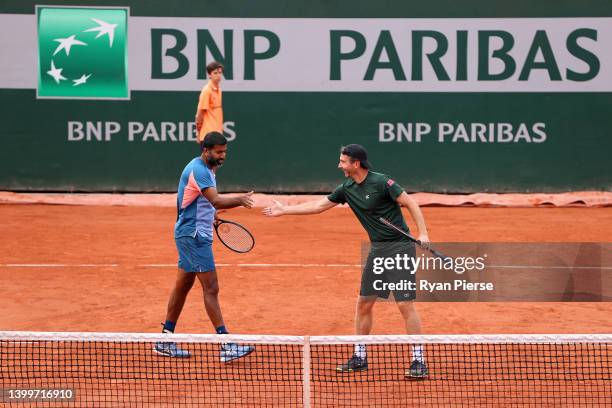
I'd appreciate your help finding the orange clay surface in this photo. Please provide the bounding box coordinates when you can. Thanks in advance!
[0,204,611,335]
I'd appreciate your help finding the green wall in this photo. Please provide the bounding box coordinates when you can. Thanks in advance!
[1,1,610,192]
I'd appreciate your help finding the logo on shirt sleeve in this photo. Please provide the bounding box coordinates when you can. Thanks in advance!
[387,179,395,187]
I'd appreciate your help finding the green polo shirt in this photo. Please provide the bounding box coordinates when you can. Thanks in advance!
[327,171,411,242]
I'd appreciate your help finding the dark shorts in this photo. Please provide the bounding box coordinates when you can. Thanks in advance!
[360,242,417,302]
[175,234,215,272]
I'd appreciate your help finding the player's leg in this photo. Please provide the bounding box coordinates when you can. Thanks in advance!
[397,301,428,379]
[389,242,428,379]
[154,269,194,357]
[195,270,225,330]
[154,236,201,358]
[357,244,391,337]
[190,234,226,332]
[164,236,200,331]
[154,253,197,357]
[355,295,377,335]
[196,271,254,362]
[337,296,376,373]
[396,301,422,334]
[393,273,427,378]
[164,268,196,324]
[337,247,385,373]
[193,240,254,363]
[338,245,391,373]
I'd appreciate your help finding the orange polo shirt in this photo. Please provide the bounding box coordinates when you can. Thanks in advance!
[197,81,223,142]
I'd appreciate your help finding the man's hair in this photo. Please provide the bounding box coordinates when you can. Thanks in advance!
[203,131,227,149]
[340,145,369,169]
[206,61,224,75]
[340,147,355,163]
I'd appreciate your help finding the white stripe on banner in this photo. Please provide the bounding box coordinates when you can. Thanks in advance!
[1,14,611,92]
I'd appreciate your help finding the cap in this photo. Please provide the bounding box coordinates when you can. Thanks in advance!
[341,144,372,169]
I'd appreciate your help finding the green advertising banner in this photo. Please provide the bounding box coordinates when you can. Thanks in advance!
[0,1,610,192]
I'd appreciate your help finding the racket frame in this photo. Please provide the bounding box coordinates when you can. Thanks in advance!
[214,218,255,253]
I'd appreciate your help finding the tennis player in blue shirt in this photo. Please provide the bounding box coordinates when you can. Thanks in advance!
[154,131,254,362]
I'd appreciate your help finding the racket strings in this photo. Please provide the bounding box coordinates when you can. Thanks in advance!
[216,222,254,252]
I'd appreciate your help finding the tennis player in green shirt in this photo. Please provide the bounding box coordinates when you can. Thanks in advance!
[263,144,430,379]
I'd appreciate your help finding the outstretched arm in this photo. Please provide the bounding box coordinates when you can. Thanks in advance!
[395,192,429,244]
[202,188,254,210]
[262,197,338,216]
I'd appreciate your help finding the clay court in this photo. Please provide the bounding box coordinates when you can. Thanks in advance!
[1,201,611,406]
[1,204,610,335]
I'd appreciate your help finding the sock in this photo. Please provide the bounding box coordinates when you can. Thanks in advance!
[354,344,367,360]
[216,325,229,335]
[412,344,425,363]
[162,320,176,334]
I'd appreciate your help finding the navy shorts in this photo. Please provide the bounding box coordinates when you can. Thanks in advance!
[175,234,215,272]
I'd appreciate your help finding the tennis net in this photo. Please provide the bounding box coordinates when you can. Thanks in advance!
[1,332,611,407]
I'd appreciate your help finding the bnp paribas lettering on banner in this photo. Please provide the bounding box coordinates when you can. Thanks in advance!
[36,6,128,99]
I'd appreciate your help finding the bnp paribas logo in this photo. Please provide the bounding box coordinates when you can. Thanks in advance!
[37,6,129,99]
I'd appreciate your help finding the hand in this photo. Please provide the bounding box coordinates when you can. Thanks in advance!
[417,233,430,247]
[195,119,202,132]
[262,199,285,217]
[239,191,254,209]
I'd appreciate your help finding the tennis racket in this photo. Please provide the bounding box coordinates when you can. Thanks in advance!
[214,219,255,253]
[378,217,450,260]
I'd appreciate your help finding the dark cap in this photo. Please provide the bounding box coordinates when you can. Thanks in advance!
[341,144,372,169]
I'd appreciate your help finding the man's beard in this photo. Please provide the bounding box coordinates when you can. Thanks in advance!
[206,156,223,167]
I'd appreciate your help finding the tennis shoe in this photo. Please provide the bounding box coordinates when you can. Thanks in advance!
[153,341,191,358]
[336,354,368,372]
[406,359,429,379]
[220,343,255,362]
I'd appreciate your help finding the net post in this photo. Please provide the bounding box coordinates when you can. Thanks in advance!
[302,335,311,408]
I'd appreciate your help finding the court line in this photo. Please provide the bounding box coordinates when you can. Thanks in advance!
[0,263,610,269]
[3,264,119,267]
[140,263,364,267]
[0,263,360,268]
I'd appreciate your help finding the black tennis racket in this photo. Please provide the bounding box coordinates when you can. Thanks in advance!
[378,217,450,260]
[214,219,255,253]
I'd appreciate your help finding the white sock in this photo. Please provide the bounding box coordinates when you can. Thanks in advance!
[412,345,425,363]
[354,344,367,360]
